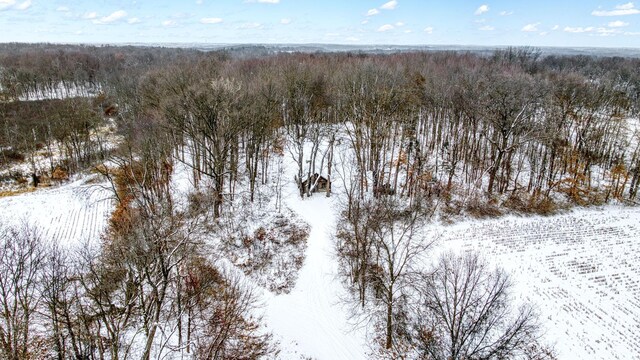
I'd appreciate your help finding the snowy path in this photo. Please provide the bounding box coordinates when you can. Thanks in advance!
[265,192,368,360]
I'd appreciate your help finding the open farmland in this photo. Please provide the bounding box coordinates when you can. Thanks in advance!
[438,207,640,359]
[0,177,113,246]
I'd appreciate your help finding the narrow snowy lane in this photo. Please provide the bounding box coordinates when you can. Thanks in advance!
[265,192,367,360]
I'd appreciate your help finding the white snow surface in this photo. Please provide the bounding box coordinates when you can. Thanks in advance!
[434,206,640,360]
[261,177,640,359]
[18,82,102,101]
[264,186,368,360]
[0,145,639,359]
[0,176,113,246]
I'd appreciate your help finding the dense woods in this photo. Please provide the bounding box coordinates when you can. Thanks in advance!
[1,43,639,358]
[2,44,639,208]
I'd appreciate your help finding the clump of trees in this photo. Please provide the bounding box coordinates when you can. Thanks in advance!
[0,141,275,359]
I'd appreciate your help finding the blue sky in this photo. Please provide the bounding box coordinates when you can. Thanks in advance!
[1,0,639,47]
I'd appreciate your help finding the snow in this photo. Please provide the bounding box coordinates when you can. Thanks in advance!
[265,191,368,360]
[434,206,640,359]
[0,133,639,359]
[18,82,101,101]
[0,176,113,246]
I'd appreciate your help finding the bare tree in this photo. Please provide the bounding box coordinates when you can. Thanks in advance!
[368,198,431,351]
[414,252,541,360]
[0,223,46,360]
[337,195,432,352]
[185,260,274,359]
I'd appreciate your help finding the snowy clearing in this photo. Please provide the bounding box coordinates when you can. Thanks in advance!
[0,176,113,246]
[265,190,368,360]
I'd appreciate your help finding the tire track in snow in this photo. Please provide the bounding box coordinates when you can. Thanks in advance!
[265,189,367,360]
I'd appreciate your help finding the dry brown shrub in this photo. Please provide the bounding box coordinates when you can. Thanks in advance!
[465,196,502,218]
[1,149,25,163]
[51,166,69,181]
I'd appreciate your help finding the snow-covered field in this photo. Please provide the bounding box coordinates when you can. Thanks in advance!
[264,190,640,359]
[436,207,640,360]
[0,176,113,246]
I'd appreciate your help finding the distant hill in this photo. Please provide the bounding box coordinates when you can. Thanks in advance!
[123,43,640,58]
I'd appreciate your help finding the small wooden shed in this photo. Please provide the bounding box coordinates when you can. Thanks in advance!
[301,173,331,193]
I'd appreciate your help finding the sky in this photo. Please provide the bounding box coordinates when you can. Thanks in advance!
[1,0,640,47]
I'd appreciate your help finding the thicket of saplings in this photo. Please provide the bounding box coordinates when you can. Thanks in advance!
[0,44,639,358]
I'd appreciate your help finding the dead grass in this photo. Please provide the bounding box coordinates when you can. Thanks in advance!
[0,187,37,198]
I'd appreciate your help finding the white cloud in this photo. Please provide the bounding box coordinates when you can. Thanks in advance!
[200,17,223,24]
[14,0,30,10]
[171,12,191,19]
[522,22,540,32]
[552,25,560,30]
[361,19,369,24]
[280,18,291,24]
[377,24,394,32]
[162,20,177,27]
[367,8,379,16]
[592,2,640,16]
[564,26,595,33]
[424,26,433,34]
[596,27,619,35]
[404,29,412,33]
[380,0,397,10]
[56,6,69,12]
[609,20,629,27]
[83,12,97,19]
[479,25,495,31]
[0,0,16,11]
[563,26,622,35]
[395,21,404,27]
[93,10,127,24]
[499,10,513,16]
[0,0,30,11]
[617,2,635,10]
[475,4,489,15]
[196,0,203,3]
[238,22,263,29]
[346,36,359,42]
[128,17,141,24]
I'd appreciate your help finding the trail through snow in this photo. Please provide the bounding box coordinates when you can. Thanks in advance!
[265,191,368,360]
